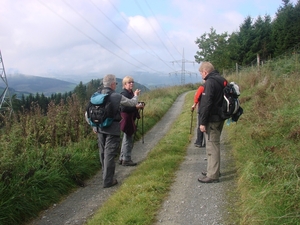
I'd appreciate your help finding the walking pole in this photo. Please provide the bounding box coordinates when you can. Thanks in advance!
[190,109,194,134]
[141,108,144,143]
[133,117,139,143]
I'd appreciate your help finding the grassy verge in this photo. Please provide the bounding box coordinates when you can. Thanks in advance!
[86,91,194,225]
[224,56,300,224]
[0,84,197,225]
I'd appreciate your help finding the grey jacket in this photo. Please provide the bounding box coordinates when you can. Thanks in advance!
[97,87,138,136]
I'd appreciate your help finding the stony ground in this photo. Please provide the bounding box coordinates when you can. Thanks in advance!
[27,92,237,225]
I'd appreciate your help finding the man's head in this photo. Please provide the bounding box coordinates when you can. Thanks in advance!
[103,74,118,90]
[199,62,214,79]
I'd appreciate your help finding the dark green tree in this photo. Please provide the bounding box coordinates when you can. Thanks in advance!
[73,81,87,104]
[272,0,298,56]
[251,15,273,61]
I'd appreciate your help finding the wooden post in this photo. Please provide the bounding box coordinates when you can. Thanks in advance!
[257,54,260,75]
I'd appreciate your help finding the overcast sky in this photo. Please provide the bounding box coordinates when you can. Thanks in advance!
[0,0,297,84]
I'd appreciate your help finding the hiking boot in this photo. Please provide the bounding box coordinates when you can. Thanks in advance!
[194,142,202,148]
[122,160,137,166]
[198,176,219,183]
[103,179,118,188]
[201,171,221,177]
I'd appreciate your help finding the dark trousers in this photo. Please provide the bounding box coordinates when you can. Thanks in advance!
[98,133,120,186]
[195,113,205,146]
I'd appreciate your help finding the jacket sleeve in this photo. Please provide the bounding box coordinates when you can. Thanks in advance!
[120,95,138,107]
[194,85,204,104]
[120,90,137,113]
[199,80,215,125]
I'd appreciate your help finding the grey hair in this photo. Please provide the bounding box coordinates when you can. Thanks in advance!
[102,74,116,87]
[199,62,214,73]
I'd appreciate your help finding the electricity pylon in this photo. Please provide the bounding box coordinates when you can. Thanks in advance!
[169,48,197,85]
[0,50,13,117]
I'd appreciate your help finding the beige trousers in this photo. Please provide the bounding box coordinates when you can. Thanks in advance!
[204,120,225,179]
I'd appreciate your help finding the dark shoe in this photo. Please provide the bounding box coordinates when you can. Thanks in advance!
[122,160,137,166]
[194,143,201,147]
[103,179,118,188]
[198,176,219,183]
[118,160,123,165]
[201,171,221,177]
[200,144,206,148]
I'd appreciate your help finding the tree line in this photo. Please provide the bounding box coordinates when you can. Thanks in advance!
[10,79,102,114]
[194,0,300,72]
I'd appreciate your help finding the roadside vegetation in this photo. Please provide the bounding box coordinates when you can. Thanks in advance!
[1,2,299,223]
[0,84,196,225]
[87,53,300,224]
[1,52,299,224]
[225,54,300,224]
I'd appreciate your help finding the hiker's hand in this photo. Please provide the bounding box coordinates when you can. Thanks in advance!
[200,125,206,132]
[191,103,196,112]
[92,127,98,134]
[136,102,144,109]
[134,89,140,96]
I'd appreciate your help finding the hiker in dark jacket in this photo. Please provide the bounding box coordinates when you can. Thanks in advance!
[119,76,144,166]
[191,83,205,148]
[87,74,140,188]
[197,62,228,183]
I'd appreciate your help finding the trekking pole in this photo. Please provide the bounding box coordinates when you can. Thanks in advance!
[132,119,139,147]
[190,109,194,134]
[141,108,144,143]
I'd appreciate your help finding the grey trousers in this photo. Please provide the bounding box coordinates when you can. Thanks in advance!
[204,120,224,179]
[119,133,134,161]
[98,133,120,186]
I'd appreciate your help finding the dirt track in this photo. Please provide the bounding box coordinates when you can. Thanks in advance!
[27,92,237,225]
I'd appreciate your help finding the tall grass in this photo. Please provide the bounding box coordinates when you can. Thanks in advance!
[0,84,196,225]
[225,55,300,224]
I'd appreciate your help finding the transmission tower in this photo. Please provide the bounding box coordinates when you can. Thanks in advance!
[169,48,197,85]
[0,50,13,117]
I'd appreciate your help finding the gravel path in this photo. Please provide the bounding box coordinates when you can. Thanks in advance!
[27,92,237,225]
[154,131,236,225]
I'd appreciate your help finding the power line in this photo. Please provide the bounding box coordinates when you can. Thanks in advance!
[106,0,176,72]
[134,0,180,66]
[87,0,176,72]
[61,0,162,74]
[37,0,141,70]
[144,0,182,56]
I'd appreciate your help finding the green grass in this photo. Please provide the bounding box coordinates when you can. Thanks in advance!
[0,84,197,225]
[86,91,194,225]
[224,56,300,224]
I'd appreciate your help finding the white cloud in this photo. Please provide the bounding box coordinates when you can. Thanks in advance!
[0,0,297,85]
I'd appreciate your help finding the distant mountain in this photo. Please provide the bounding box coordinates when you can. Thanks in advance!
[47,71,201,88]
[1,74,150,98]
[0,74,77,97]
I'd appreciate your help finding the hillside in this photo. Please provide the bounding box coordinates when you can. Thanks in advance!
[2,74,77,97]
[1,74,149,98]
